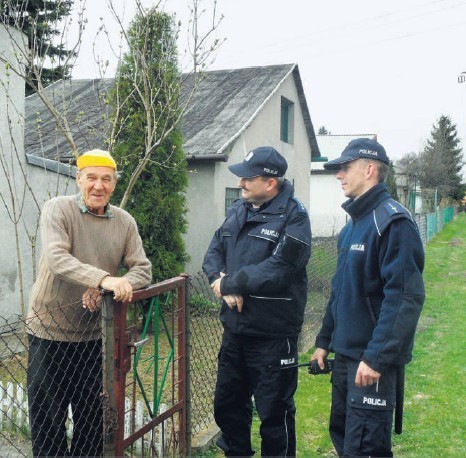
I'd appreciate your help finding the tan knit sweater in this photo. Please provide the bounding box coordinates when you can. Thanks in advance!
[27,195,152,342]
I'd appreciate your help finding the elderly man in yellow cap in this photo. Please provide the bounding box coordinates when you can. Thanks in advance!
[26,149,152,457]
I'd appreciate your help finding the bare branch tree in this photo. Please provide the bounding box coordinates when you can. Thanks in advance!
[0,0,86,322]
[0,0,88,157]
[102,0,223,208]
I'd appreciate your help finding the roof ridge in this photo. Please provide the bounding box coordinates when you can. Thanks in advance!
[317,133,376,137]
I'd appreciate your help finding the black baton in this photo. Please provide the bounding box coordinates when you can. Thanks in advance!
[394,365,405,434]
[280,359,334,374]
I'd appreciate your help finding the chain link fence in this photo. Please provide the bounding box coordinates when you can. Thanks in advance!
[0,298,104,458]
[0,316,30,457]
[415,206,456,245]
[301,237,338,351]
[187,274,223,437]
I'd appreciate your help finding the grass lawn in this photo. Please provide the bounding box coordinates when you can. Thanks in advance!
[198,212,466,457]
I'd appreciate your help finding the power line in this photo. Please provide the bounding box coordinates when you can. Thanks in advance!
[249,0,466,57]
[292,0,466,43]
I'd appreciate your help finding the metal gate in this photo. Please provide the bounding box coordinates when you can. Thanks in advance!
[101,276,189,457]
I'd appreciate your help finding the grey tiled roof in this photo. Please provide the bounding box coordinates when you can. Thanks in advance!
[25,79,113,162]
[180,64,320,158]
[25,64,320,163]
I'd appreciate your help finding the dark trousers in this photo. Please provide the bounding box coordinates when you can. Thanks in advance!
[214,330,298,457]
[27,335,103,457]
[330,354,397,457]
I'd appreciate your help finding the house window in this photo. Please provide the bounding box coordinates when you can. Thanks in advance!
[225,187,241,215]
[280,97,294,144]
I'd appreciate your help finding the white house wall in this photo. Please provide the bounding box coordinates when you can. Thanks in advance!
[309,134,376,238]
[183,72,312,274]
[184,161,217,275]
[0,26,78,316]
[0,26,29,317]
[309,173,348,237]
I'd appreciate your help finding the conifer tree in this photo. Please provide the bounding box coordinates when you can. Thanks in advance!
[318,126,330,135]
[110,8,188,282]
[419,115,464,201]
[386,161,399,201]
[0,0,74,95]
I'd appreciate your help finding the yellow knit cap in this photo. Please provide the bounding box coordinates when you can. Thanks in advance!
[76,149,117,170]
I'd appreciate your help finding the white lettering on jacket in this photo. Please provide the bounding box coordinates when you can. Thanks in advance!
[261,228,279,238]
[350,243,365,252]
[363,396,387,406]
[280,358,296,366]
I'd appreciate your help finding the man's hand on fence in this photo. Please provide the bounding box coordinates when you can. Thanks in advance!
[100,276,133,303]
[82,288,103,312]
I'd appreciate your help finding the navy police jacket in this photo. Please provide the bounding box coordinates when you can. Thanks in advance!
[203,179,311,337]
[315,183,425,372]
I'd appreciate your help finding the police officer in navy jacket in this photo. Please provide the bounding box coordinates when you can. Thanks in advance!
[311,138,425,457]
[203,146,311,457]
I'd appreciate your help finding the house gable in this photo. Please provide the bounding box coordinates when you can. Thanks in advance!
[181,64,320,160]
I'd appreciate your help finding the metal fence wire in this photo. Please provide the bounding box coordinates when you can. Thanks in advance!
[301,237,338,352]
[0,299,104,458]
[187,273,223,436]
[0,316,30,457]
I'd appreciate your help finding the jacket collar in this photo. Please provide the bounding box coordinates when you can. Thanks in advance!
[244,179,294,215]
[342,183,390,221]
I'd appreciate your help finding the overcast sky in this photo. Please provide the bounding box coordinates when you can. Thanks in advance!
[71,0,466,163]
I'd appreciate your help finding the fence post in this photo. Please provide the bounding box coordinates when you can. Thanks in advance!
[182,273,192,457]
[102,292,117,457]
